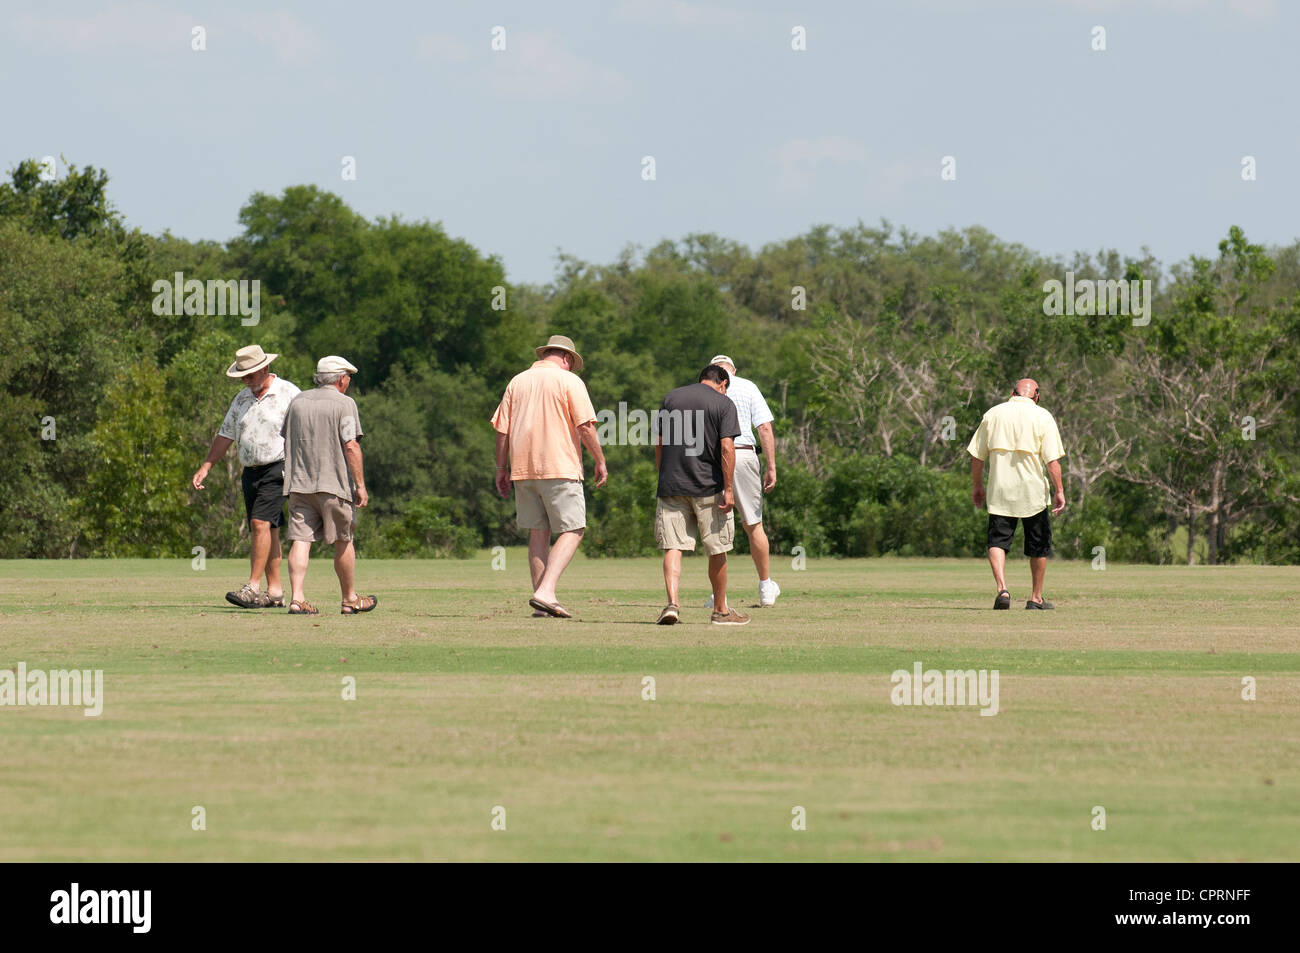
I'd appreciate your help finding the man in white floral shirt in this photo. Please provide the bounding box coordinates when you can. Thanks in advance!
[191,344,301,608]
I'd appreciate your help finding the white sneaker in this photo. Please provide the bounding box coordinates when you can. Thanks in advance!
[704,593,715,609]
[759,578,780,607]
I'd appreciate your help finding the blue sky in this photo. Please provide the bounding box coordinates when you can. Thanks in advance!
[3,0,1295,284]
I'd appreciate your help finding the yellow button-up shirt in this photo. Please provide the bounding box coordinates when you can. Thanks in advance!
[966,396,1064,518]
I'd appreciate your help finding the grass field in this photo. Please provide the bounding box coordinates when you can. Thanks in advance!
[1,552,1297,861]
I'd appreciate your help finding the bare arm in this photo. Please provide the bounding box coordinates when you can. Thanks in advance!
[1046,459,1065,515]
[575,421,608,488]
[344,438,368,507]
[191,434,235,490]
[718,437,735,512]
[756,421,776,491]
[494,431,511,498]
[971,456,985,509]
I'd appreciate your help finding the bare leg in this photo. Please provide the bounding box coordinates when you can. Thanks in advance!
[248,518,272,590]
[265,527,283,598]
[708,553,728,612]
[528,528,549,590]
[334,539,357,603]
[743,521,771,581]
[662,549,682,605]
[988,547,1008,595]
[288,540,311,605]
[1029,556,1046,603]
[532,529,583,605]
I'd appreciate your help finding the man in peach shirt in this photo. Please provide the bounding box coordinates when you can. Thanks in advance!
[491,335,607,618]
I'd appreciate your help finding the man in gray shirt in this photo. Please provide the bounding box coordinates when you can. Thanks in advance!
[280,355,378,615]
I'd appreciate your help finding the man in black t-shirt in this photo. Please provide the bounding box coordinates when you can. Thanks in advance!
[653,364,750,626]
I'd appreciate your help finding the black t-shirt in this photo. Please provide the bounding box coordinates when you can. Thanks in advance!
[656,382,741,497]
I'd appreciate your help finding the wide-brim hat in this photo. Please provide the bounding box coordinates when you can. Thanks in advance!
[227,344,277,378]
[536,334,583,372]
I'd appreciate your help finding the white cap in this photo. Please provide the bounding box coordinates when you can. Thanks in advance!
[317,355,358,375]
[709,354,735,371]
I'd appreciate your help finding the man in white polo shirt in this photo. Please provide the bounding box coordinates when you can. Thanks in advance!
[191,344,301,609]
[967,378,1066,610]
[707,354,780,607]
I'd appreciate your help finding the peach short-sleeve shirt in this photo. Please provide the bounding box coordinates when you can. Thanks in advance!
[491,361,598,481]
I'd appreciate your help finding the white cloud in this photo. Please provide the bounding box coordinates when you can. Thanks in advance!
[486,30,628,102]
[777,136,872,190]
[417,32,472,63]
[1227,0,1277,18]
[614,0,747,29]
[1057,0,1277,15]
[12,1,192,53]
[238,11,326,64]
[11,2,326,62]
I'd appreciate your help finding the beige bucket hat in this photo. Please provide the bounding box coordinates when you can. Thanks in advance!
[226,344,277,378]
[536,334,583,372]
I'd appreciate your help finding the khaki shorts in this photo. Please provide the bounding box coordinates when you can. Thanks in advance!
[733,449,763,526]
[655,494,735,555]
[286,491,356,544]
[515,478,586,533]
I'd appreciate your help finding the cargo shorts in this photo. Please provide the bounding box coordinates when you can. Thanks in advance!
[655,494,735,556]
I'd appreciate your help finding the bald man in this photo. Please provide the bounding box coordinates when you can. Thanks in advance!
[967,379,1066,609]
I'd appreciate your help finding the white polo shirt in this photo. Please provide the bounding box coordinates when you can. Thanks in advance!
[219,374,302,467]
[724,374,774,449]
[966,396,1064,518]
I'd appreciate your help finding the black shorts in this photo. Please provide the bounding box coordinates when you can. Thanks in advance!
[241,461,286,528]
[987,508,1052,557]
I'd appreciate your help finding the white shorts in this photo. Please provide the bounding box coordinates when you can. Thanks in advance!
[733,449,763,526]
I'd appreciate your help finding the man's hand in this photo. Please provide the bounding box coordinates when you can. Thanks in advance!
[972,485,985,509]
[191,463,212,491]
[592,460,608,488]
[354,484,369,508]
[1051,488,1066,516]
[719,488,734,513]
[495,470,512,499]
[764,466,776,493]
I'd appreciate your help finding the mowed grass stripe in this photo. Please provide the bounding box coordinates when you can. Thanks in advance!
[3,674,1296,861]
[3,644,1298,675]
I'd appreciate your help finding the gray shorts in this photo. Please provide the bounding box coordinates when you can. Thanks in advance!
[733,448,763,526]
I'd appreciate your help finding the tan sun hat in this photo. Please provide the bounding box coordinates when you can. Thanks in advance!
[226,344,277,378]
[535,334,583,372]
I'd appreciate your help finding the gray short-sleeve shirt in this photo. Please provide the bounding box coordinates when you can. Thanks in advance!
[281,387,364,501]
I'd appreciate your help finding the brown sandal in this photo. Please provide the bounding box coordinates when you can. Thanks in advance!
[341,594,378,615]
[288,600,319,615]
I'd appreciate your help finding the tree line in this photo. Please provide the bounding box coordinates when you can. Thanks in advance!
[3,159,1297,564]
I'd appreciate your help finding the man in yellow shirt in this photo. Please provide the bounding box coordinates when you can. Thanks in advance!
[967,379,1066,609]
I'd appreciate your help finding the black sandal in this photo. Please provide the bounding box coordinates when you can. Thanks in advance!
[994,590,1011,610]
